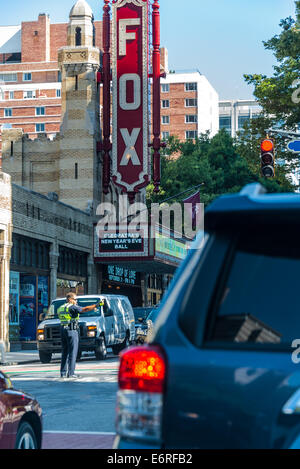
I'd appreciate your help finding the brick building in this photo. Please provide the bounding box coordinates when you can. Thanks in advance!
[0,9,103,156]
[0,172,12,352]
[0,6,219,158]
[160,68,219,142]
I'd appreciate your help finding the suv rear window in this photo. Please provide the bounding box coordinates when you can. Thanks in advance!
[207,230,300,347]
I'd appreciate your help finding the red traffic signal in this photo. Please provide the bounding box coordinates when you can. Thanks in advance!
[261,138,275,178]
[261,139,274,152]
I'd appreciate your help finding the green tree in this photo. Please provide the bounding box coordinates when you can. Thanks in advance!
[235,1,300,191]
[244,1,300,129]
[147,130,261,207]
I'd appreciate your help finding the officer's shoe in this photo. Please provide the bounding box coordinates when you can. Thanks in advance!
[68,374,80,379]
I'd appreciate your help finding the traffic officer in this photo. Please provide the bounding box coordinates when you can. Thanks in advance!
[57,292,99,379]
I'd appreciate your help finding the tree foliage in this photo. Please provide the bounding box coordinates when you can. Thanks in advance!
[147,2,299,206]
[244,1,300,129]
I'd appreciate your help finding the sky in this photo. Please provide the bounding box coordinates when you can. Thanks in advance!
[0,0,297,100]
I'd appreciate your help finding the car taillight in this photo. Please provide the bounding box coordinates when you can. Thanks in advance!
[116,345,166,443]
[119,345,166,393]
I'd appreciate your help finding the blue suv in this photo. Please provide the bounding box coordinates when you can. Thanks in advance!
[114,183,300,449]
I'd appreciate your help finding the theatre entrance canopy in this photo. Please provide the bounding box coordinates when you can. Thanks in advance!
[94,224,191,274]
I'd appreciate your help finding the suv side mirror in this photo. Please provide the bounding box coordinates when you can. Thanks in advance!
[39,313,45,322]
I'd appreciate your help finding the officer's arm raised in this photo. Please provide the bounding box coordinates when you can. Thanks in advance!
[81,304,98,312]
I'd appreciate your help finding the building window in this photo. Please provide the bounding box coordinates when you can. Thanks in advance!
[161,84,169,93]
[0,73,17,82]
[185,98,197,107]
[56,89,61,98]
[36,107,45,116]
[36,123,45,133]
[238,114,250,130]
[24,90,36,99]
[186,130,197,140]
[162,131,170,140]
[162,100,170,108]
[75,27,82,46]
[185,82,197,92]
[185,114,197,123]
[11,234,49,270]
[9,91,14,100]
[162,115,170,125]
[75,163,78,180]
[219,116,232,133]
[58,246,87,278]
[23,73,32,82]
[57,71,62,82]
[5,108,12,117]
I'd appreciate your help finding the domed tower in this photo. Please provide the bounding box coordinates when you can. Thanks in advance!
[68,0,95,48]
[57,0,101,212]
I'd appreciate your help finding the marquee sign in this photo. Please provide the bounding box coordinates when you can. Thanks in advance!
[111,0,150,194]
[99,231,144,253]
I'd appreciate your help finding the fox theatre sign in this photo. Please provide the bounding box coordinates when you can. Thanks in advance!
[100,0,162,200]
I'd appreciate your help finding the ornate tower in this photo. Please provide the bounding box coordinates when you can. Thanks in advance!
[57,0,101,212]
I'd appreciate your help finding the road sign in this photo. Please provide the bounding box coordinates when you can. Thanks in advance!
[287,140,300,153]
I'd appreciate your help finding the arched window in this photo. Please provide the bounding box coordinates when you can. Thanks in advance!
[92,15,96,47]
[75,27,82,46]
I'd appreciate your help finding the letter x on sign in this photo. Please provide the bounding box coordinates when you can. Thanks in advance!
[120,128,141,166]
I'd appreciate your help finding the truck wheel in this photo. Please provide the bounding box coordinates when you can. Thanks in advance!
[119,335,130,352]
[120,335,130,351]
[39,350,52,363]
[112,344,121,355]
[95,336,107,360]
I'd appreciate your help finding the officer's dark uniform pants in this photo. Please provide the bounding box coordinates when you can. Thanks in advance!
[60,327,79,376]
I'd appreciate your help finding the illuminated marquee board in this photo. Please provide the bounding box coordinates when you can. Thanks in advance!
[111,0,150,194]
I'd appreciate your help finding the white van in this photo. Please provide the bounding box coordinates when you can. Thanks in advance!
[37,294,135,363]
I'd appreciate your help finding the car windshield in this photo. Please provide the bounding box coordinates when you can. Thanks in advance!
[133,308,153,322]
[45,297,103,319]
[147,307,160,323]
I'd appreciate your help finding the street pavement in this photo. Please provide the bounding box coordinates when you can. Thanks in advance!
[1,350,119,449]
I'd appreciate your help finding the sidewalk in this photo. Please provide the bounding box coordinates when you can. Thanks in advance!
[1,349,44,366]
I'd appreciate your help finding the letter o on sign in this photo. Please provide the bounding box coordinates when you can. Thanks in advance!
[119,73,141,110]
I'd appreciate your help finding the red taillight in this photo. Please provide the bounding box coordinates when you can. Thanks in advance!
[118,345,166,393]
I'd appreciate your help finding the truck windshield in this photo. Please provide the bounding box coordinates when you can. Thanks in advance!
[45,298,103,319]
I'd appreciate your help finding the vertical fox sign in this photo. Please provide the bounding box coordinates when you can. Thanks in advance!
[111,0,150,199]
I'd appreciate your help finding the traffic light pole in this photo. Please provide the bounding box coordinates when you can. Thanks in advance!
[267,128,300,138]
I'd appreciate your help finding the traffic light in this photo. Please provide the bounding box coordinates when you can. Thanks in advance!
[260,138,275,177]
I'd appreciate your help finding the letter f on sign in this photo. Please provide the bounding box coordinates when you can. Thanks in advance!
[120,128,141,166]
[119,18,141,56]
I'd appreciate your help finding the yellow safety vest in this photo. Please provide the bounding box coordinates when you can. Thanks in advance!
[57,303,79,325]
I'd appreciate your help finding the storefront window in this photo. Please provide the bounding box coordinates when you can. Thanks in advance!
[19,274,37,341]
[58,246,87,277]
[9,271,20,325]
[11,234,49,270]
[38,276,49,324]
